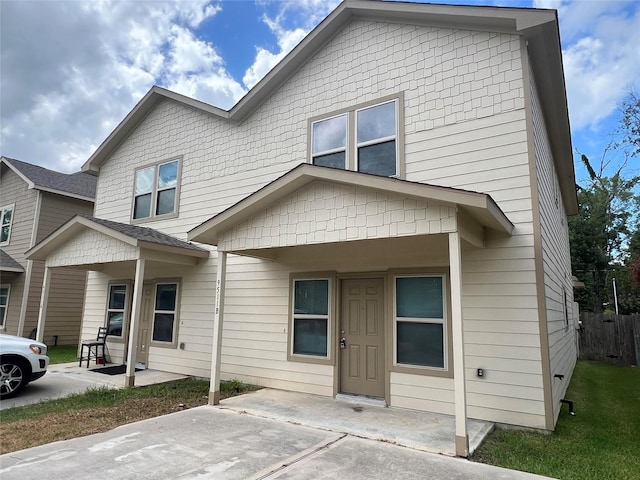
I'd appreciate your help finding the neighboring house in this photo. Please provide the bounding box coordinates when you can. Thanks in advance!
[27,1,578,456]
[0,157,96,344]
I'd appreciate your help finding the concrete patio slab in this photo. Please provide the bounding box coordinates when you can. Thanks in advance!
[0,405,554,480]
[220,388,494,456]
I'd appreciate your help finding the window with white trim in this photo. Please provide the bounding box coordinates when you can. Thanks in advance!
[152,283,178,343]
[394,275,446,369]
[0,286,9,327]
[105,284,127,337]
[133,159,179,220]
[292,279,330,357]
[310,98,399,177]
[0,204,14,245]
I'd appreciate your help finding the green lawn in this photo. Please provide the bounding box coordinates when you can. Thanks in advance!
[46,345,79,364]
[472,361,640,480]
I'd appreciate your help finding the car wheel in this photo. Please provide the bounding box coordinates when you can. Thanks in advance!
[0,358,29,399]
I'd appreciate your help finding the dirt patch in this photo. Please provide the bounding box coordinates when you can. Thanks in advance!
[0,396,209,454]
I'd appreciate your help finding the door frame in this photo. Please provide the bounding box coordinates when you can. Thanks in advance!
[335,272,390,404]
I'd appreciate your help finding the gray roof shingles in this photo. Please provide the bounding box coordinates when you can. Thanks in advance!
[81,216,207,252]
[3,157,97,199]
[0,249,24,271]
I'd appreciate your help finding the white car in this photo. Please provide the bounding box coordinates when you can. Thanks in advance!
[0,334,49,399]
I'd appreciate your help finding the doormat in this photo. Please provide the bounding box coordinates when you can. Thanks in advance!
[91,365,142,376]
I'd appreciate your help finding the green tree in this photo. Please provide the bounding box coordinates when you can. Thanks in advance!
[570,90,640,313]
[569,156,639,313]
[618,89,640,157]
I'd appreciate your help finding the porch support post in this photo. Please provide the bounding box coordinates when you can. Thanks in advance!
[209,250,227,405]
[125,258,146,387]
[449,231,469,457]
[17,260,34,337]
[35,266,51,343]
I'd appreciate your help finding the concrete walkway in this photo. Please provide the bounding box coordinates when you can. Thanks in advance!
[0,405,555,480]
[0,362,186,410]
[221,389,493,456]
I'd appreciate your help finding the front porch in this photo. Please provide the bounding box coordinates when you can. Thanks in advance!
[220,388,494,456]
[188,164,514,457]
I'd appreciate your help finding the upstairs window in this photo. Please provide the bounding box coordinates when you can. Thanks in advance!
[312,114,347,169]
[309,97,399,177]
[356,101,397,176]
[0,204,14,245]
[133,159,179,220]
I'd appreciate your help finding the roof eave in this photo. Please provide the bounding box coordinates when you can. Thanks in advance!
[520,12,577,215]
[0,266,24,273]
[32,186,95,202]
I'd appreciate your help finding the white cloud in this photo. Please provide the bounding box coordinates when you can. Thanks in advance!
[534,0,640,131]
[242,0,340,89]
[0,0,244,173]
[243,23,307,89]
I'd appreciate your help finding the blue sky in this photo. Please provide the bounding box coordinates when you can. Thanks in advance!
[1,0,638,186]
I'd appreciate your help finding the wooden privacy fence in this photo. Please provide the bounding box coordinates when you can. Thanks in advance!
[579,313,640,365]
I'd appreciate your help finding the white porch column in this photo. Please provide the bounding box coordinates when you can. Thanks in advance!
[449,231,469,457]
[125,258,146,387]
[17,260,34,337]
[35,266,51,343]
[209,250,227,405]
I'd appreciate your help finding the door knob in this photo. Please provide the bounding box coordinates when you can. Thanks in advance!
[340,338,347,349]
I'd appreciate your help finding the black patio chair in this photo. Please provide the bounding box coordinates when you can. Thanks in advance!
[79,327,108,368]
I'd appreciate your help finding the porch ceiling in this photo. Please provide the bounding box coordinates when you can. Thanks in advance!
[188,164,514,251]
[26,215,209,269]
[239,234,452,267]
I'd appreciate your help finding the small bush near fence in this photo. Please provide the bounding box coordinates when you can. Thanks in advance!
[579,313,640,365]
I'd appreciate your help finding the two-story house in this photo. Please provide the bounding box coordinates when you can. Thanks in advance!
[0,157,96,344]
[27,1,577,456]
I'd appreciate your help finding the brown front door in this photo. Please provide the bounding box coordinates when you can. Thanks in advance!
[340,278,385,398]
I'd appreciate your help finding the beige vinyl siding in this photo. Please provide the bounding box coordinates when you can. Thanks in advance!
[0,170,94,341]
[36,192,93,241]
[390,373,454,415]
[403,86,544,423]
[21,262,42,337]
[0,168,35,335]
[81,272,115,360]
[1,275,25,335]
[0,168,37,263]
[29,193,94,344]
[145,257,216,378]
[529,62,576,424]
[220,256,334,396]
